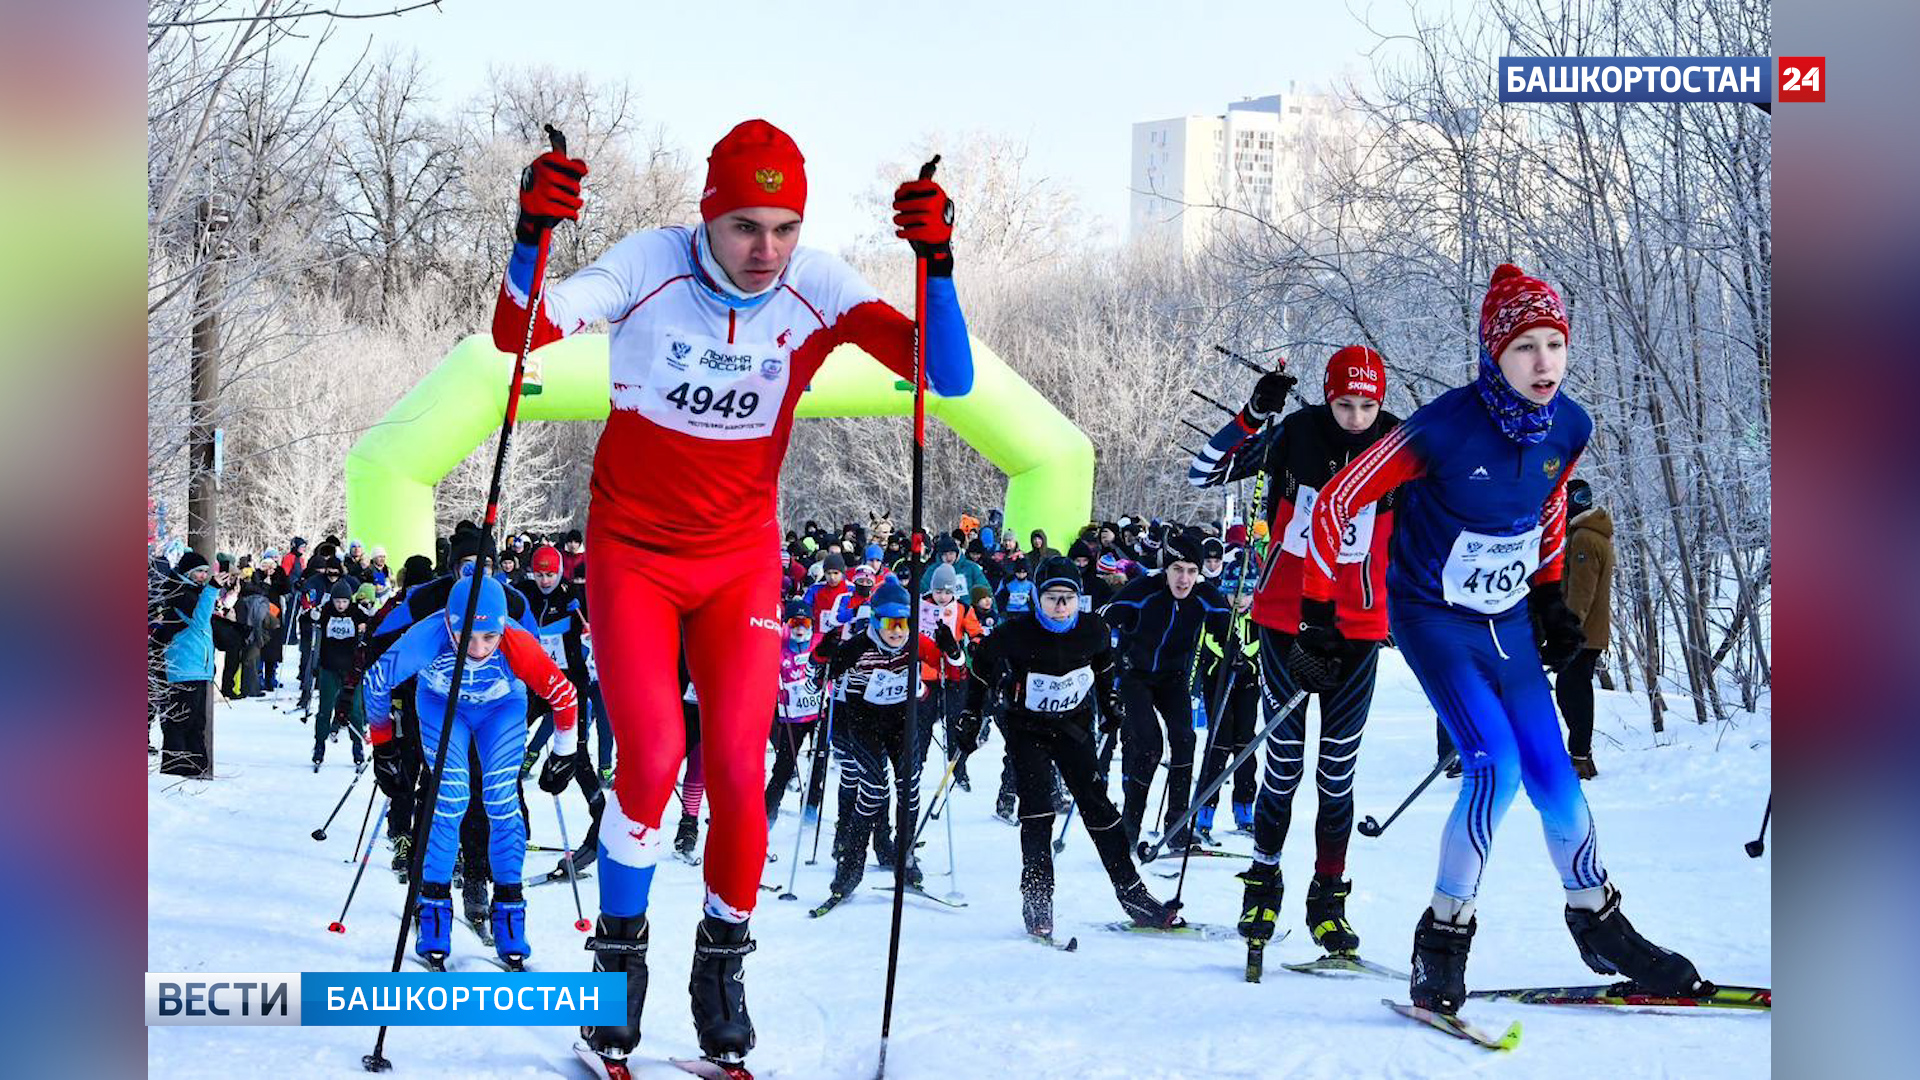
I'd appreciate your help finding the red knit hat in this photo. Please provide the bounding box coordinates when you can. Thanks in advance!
[700,119,807,222]
[1479,264,1569,360]
[1324,346,1386,403]
[528,544,562,575]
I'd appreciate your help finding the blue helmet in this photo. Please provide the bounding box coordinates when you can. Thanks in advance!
[870,579,911,619]
[444,574,509,636]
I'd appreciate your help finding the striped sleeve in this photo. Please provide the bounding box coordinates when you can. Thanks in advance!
[1187,410,1268,488]
[362,619,444,746]
[500,627,580,755]
[1303,424,1427,601]
[1531,452,1581,585]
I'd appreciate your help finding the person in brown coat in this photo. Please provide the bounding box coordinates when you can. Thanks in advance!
[1558,479,1614,779]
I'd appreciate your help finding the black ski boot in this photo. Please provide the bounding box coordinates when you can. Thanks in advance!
[1237,862,1282,941]
[1409,907,1476,1013]
[1116,877,1182,928]
[550,843,597,879]
[582,913,649,1062]
[994,791,1017,824]
[871,819,896,866]
[1306,873,1361,956]
[1023,888,1055,937]
[674,813,700,860]
[1564,885,1703,993]
[462,876,492,942]
[689,916,756,1063]
[902,855,924,890]
[390,834,411,877]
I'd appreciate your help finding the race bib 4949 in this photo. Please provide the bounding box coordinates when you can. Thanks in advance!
[615,331,791,442]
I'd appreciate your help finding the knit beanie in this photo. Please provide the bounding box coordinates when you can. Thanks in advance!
[701,120,807,221]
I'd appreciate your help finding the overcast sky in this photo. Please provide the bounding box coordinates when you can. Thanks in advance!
[313,0,1451,247]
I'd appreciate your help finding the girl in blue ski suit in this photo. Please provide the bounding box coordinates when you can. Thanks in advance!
[1292,265,1704,1013]
[364,573,579,965]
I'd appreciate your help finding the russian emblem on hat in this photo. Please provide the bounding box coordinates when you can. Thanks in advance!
[1543,456,1561,477]
[755,167,784,193]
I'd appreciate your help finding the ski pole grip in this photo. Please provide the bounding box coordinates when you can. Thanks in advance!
[918,154,940,182]
[545,124,567,158]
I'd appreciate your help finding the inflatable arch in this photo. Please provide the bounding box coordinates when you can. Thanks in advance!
[345,332,1094,565]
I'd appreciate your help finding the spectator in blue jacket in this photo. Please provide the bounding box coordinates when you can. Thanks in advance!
[152,551,227,776]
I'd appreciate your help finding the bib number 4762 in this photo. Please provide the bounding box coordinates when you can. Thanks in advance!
[663,383,760,419]
[1460,560,1527,598]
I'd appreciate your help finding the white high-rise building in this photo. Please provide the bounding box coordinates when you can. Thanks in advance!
[1131,89,1342,256]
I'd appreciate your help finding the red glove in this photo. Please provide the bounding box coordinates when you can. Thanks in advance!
[892,173,954,275]
[516,151,588,244]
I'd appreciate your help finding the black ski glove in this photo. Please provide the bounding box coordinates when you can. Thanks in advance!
[955,710,986,750]
[537,749,575,795]
[1528,583,1587,672]
[372,742,406,800]
[1286,598,1347,693]
[932,619,960,658]
[1241,370,1300,427]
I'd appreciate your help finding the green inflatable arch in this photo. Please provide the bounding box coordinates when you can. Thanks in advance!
[346,332,1093,565]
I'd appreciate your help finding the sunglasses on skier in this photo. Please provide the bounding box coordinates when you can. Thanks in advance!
[877,616,910,634]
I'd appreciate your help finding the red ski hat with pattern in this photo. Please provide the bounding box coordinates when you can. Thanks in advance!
[1479,263,1569,360]
[701,119,807,222]
[1324,346,1386,403]
[528,544,562,575]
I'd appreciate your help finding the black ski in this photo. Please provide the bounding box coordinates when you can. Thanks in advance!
[870,884,967,908]
[1382,998,1521,1050]
[807,893,850,919]
[574,1043,753,1079]
[1466,982,1769,1010]
[530,869,595,888]
[1100,920,1243,942]
[1028,932,1079,952]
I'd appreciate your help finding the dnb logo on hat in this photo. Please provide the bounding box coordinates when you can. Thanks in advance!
[754,168,784,193]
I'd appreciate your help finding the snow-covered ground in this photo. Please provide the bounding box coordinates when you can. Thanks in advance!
[149,650,1770,1078]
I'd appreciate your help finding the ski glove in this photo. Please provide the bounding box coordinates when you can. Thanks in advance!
[516,150,589,245]
[372,742,406,799]
[892,176,955,276]
[955,710,986,750]
[1287,598,1347,693]
[932,619,960,658]
[1243,370,1300,426]
[1528,582,1587,672]
[536,750,575,795]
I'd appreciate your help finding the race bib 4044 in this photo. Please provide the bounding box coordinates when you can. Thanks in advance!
[1024,667,1093,713]
[614,332,791,441]
[1440,525,1542,614]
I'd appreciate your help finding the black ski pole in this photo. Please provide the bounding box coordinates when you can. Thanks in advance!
[805,686,837,865]
[344,774,378,863]
[1356,750,1458,838]
[312,764,365,841]
[1137,689,1307,864]
[778,721,820,900]
[877,152,938,1080]
[363,124,567,1076]
[1744,795,1771,858]
[327,795,393,934]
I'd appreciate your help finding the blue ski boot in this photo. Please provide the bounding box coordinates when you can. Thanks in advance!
[491,885,530,969]
[415,884,452,969]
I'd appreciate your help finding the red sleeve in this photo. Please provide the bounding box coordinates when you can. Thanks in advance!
[1303,425,1427,602]
[500,627,580,753]
[491,280,566,356]
[916,633,949,667]
[831,298,919,384]
[1531,453,1581,586]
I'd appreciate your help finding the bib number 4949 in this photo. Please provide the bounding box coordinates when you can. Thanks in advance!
[663,383,760,419]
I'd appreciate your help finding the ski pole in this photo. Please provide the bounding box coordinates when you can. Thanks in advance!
[364,124,567,1077]
[778,721,819,900]
[344,773,378,863]
[909,753,962,847]
[552,794,590,932]
[327,795,393,934]
[1744,794,1771,858]
[1356,749,1459,838]
[806,687,837,865]
[1137,689,1307,864]
[942,773,962,903]
[311,764,365,841]
[879,152,939,1080]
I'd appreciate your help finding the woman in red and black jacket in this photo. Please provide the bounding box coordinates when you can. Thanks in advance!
[1187,346,1401,959]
